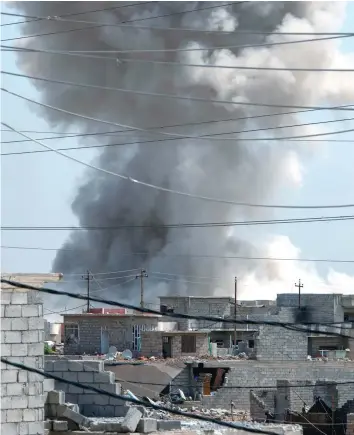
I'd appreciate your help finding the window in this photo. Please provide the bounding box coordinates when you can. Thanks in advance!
[181,335,196,353]
[248,339,255,349]
[64,323,79,344]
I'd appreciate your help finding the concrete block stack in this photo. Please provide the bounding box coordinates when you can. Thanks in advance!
[44,359,128,417]
[1,288,46,435]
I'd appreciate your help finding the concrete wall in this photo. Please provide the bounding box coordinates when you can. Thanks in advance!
[167,361,354,411]
[63,315,159,355]
[1,287,52,435]
[44,359,128,417]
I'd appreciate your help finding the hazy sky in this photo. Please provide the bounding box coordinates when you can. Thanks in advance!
[1,2,354,302]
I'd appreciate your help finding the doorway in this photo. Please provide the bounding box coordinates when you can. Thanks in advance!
[162,336,172,358]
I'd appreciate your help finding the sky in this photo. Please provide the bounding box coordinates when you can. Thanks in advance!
[1,2,354,310]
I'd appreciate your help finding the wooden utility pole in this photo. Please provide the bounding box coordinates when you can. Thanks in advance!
[234,276,237,347]
[82,270,93,313]
[295,279,303,309]
[136,269,148,308]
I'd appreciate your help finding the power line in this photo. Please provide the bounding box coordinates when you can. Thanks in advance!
[3,215,354,230]
[3,122,354,211]
[2,34,353,54]
[0,3,246,42]
[2,245,354,264]
[1,12,353,42]
[3,45,354,72]
[2,279,353,339]
[0,357,283,435]
[2,112,353,145]
[4,72,354,114]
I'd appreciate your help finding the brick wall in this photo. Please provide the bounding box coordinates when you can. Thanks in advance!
[141,331,163,356]
[1,288,47,435]
[44,359,128,417]
[63,315,159,355]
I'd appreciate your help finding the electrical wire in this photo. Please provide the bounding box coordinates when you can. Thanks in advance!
[4,72,354,113]
[65,268,141,276]
[1,12,353,40]
[2,33,353,54]
[44,303,86,314]
[3,215,354,230]
[2,279,353,339]
[2,111,353,145]
[0,3,246,42]
[0,2,153,27]
[2,245,354,264]
[3,122,354,210]
[0,357,284,435]
[3,45,354,72]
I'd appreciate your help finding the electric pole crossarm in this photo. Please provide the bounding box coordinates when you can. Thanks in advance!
[136,269,148,309]
[295,279,304,309]
[82,270,93,313]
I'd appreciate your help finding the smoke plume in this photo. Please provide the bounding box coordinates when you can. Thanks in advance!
[9,1,353,304]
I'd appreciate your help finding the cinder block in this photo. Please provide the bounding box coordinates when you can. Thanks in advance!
[1,291,12,305]
[47,390,65,405]
[17,370,27,382]
[11,292,28,305]
[1,318,12,330]
[5,305,22,317]
[21,304,39,317]
[1,344,12,356]
[11,343,28,357]
[5,331,22,343]
[44,420,53,430]
[68,384,84,394]
[6,409,24,422]
[44,360,54,372]
[2,370,18,383]
[28,342,43,356]
[52,360,68,372]
[53,420,68,431]
[28,422,44,434]
[81,360,104,371]
[0,423,18,435]
[6,383,25,396]
[137,418,158,433]
[67,360,83,372]
[22,330,39,343]
[94,371,115,384]
[92,394,109,405]
[157,420,182,431]
[11,396,28,409]
[28,317,44,330]
[11,318,29,331]
[28,394,44,408]
[63,371,78,382]
[120,407,142,433]
[78,371,94,383]
[100,383,121,395]
[57,405,90,427]
[26,381,43,396]
[22,408,37,422]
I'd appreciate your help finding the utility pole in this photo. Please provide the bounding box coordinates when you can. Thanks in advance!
[295,279,303,309]
[82,270,92,313]
[234,276,237,347]
[136,269,148,308]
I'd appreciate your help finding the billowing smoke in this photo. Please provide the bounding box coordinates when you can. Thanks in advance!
[9,1,353,304]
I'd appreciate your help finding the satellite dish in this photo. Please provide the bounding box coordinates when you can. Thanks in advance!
[108,346,117,355]
[122,349,133,360]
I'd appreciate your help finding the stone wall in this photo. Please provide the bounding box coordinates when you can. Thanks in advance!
[1,287,49,435]
[44,359,128,417]
[63,314,159,355]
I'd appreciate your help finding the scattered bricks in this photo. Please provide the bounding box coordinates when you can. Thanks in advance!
[137,418,158,433]
[11,318,29,331]
[23,408,37,422]
[157,420,182,431]
[11,343,28,357]
[22,330,39,343]
[120,407,142,433]
[44,420,53,430]
[81,404,114,418]
[53,420,69,431]
[5,304,22,317]
[11,396,28,409]
[28,317,44,330]
[132,406,148,417]
[46,390,65,405]
[11,291,28,305]
[57,405,90,427]
[21,304,40,317]
[78,371,94,383]
[28,342,44,356]
[5,331,22,343]
[6,409,24,423]
[28,421,44,434]
[28,394,44,408]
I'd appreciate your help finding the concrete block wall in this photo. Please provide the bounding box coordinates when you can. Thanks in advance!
[141,331,163,356]
[44,359,128,417]
[197,361,354,411]
[1,288,46,435]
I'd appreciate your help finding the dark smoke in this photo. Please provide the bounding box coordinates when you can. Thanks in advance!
[9,2,349,304]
